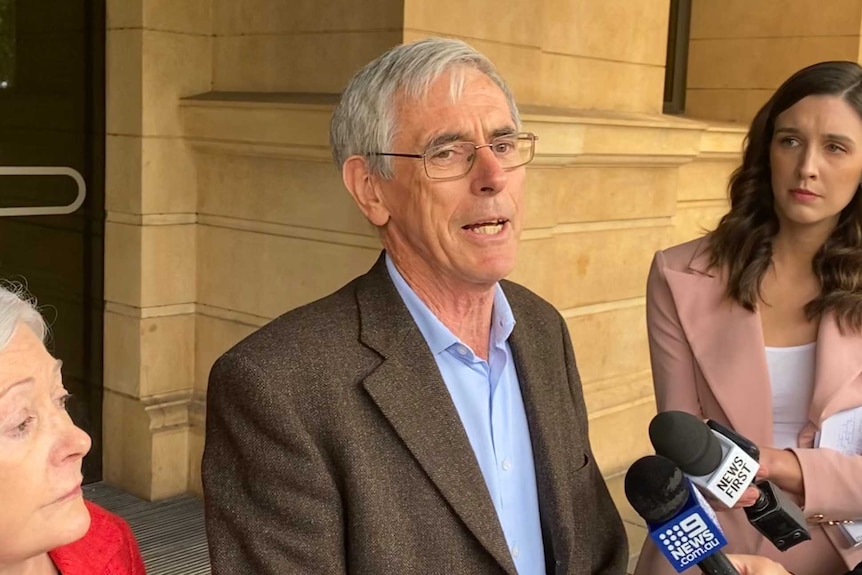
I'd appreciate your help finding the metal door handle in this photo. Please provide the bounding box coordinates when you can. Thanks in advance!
[0,166,87,216]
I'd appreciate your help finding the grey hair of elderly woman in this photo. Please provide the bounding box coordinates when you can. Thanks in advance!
[0,284,47,350]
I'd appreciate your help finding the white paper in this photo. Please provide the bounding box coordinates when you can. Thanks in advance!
[816,406,862,456]
[839,522,862,547]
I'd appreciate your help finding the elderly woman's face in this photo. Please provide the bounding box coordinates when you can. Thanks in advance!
[0,323,91,566]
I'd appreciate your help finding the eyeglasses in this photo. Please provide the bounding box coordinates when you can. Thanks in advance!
[369,132,538,181]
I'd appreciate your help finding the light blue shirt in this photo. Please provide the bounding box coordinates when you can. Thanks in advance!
[386,255,546,574]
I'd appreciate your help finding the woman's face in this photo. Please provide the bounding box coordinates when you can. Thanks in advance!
[0,323,91,567]
[770,94,862,234]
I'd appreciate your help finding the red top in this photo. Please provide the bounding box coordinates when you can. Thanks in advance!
[49,500,147,575]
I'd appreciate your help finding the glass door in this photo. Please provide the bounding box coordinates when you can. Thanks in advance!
[0,0,105,483]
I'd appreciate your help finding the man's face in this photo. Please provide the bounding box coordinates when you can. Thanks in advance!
[374,67,526,293]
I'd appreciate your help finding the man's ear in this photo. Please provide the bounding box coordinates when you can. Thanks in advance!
[342,155,391,227]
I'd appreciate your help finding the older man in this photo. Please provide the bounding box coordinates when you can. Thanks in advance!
[203,38,627,575]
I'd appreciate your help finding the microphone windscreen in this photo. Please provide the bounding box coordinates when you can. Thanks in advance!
[649,411,723,476]
[624,455,689,524]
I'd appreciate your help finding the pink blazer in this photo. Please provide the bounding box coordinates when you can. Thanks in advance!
[634,237,862,575]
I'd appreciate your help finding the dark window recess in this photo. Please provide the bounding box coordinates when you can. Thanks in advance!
[0,0,106,483]
[664,0,692,115]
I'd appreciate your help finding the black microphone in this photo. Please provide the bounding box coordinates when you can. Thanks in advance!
[649,411,810,551]
[625,455,740,574]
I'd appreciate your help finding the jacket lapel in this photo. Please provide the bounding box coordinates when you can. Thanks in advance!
[507,311,575,575]
[809,314,862,424]
[662,250,774,448]
[356,255,518,575]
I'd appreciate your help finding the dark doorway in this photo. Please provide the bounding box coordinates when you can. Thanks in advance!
[0,0,105,483]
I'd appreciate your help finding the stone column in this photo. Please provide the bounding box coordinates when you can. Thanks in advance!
[103,0,211,500]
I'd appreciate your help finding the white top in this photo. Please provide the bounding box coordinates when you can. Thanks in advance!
[765,343,816,449]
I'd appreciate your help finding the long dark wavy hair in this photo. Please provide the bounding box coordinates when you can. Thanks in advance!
[707,61,862,332]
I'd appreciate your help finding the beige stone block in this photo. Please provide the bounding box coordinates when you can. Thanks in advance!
[144,0,212,35]
[677,160,737,202]
[511,226,671,309]
[103,390,153,499]
[567,305,650,386]
[104,311,142,397]
[401,32,543,107]
[544,0,669,66]
[212,32,401,93]
[106,135,143,214]
[690,0,862,39]
[583,372,656,419]
[607,473,651,572]
[105,222,143,306]
[142,31,212,137]
[672,204,726,247]
[537,53,665,114]
[580,123,702,162]
[688,37,859,91]
[196,153,369,234]
[188,426,205,497]
[589,400,657,476]
[625,521,649,574]
[151,426,190,499]
[606,472,646,527]
[197,225,380,318]
[403,0,538,46]
[556,166,678,223]
[213,0,403,35]
[106,29,143,135]
[141,138,197,214]
[522,168,563,230]
[181,99,333,150]
[140,314,195,397]
[141,224,197,307]
[195,314,258,393]
[104,312,196,398]
[107,0,143,29]
[685,88,772,124]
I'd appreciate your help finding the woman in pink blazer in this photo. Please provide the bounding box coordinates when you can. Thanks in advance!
[635,61,862,575]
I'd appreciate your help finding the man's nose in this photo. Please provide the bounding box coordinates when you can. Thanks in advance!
[471,145,507,192]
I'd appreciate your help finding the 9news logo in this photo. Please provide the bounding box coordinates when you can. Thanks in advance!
[659,514,721,567]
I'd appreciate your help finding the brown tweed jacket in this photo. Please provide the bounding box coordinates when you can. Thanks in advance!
[202,254,627,575]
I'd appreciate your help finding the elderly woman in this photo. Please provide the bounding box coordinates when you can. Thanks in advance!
[0,285,146,574]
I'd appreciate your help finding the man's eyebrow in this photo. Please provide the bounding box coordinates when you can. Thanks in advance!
[0,378,34,400]
[424,132,466,150]
[54,359,63,374]
[491,127,517,139]
[424,127,519,150]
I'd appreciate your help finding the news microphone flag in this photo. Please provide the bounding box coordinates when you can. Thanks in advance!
[650,411,759,509]
[626,455,739,575]
[650,479,729,571]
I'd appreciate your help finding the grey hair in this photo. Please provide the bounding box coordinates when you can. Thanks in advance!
[329,37,521,179]
[0,283,47,351]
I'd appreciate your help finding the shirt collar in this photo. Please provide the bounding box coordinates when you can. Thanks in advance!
[385,253,515,355]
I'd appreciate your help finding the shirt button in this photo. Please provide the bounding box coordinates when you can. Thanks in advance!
[456,345,468,356]
[511,545,520,559]
[502,458,512,471]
